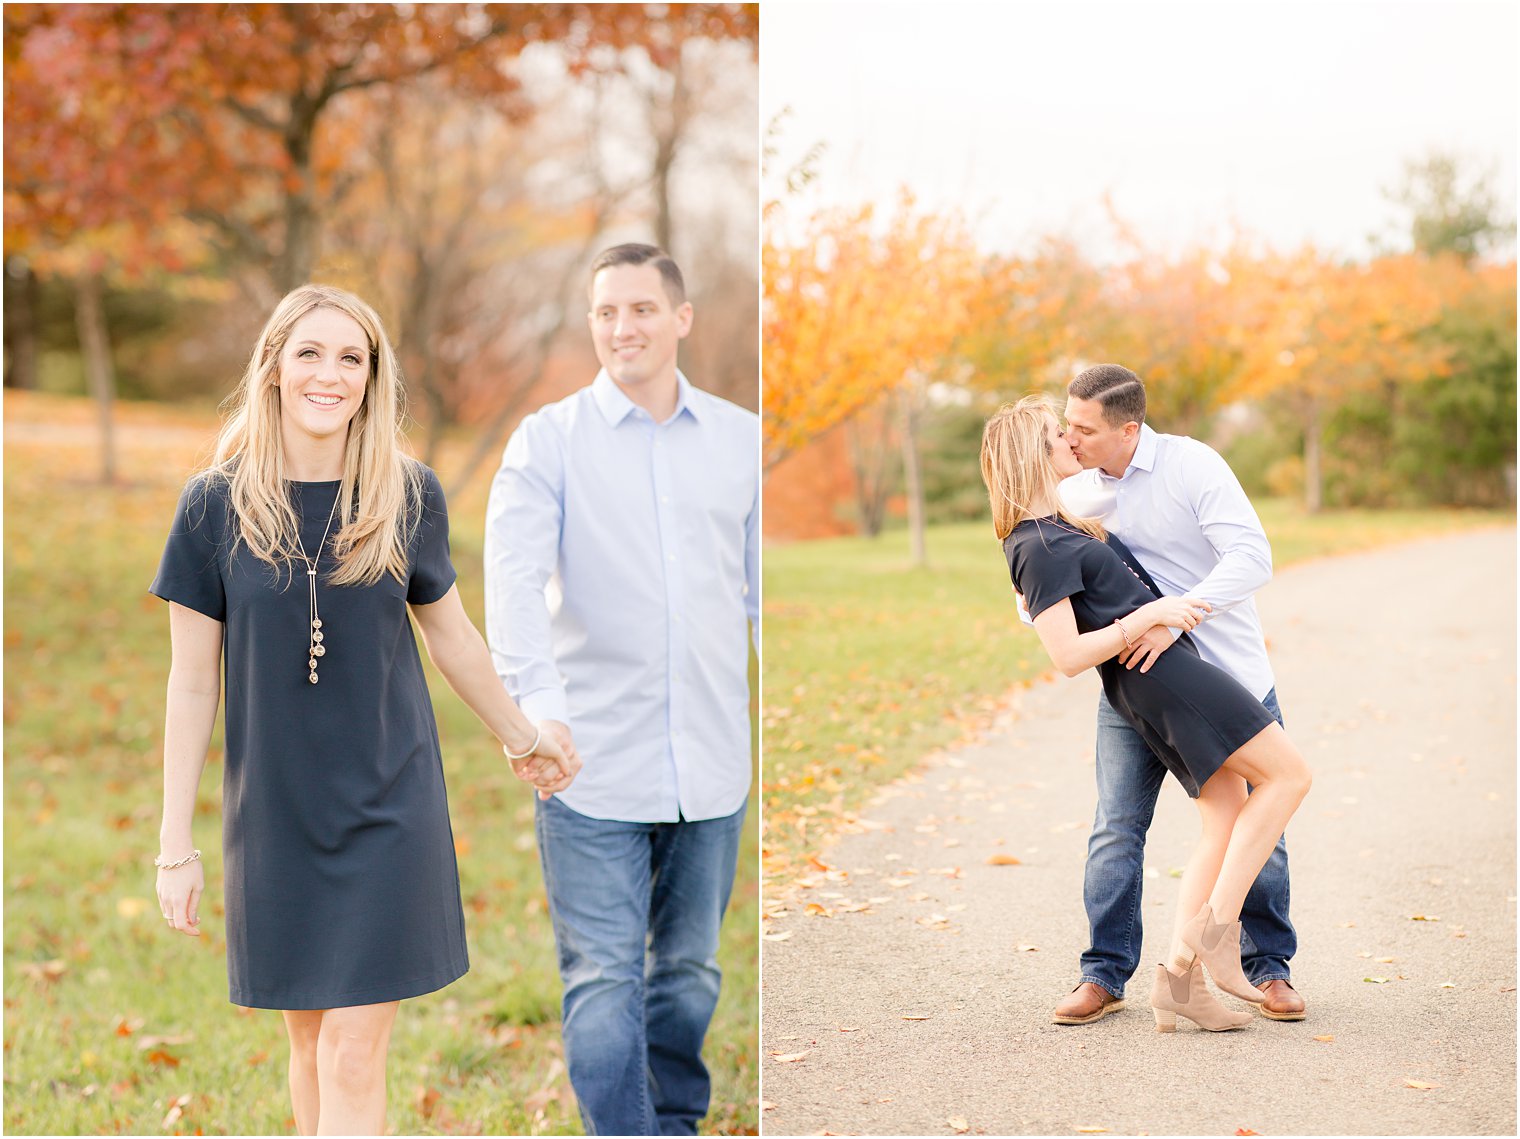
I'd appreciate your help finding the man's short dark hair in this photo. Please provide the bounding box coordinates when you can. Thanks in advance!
[589,243,686,307]
[1068,364,1146,427]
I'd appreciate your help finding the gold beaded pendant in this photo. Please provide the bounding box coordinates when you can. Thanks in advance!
[295,494,340,686]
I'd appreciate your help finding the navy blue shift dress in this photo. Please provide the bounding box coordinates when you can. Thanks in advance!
[150,464,469,1009]
[1004,517,1275,798]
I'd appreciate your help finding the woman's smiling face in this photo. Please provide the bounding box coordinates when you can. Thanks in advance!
[276,307,371,445]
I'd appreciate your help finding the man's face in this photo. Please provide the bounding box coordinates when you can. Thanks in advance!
[1063,395,1137,476]
[587,263,693,392]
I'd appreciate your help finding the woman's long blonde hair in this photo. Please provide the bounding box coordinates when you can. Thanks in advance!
[206,284,421,587]
[980,394,1105,542]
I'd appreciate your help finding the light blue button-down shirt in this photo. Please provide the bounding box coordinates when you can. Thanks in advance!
[1059,423,1276,700]
[484,370,760,822]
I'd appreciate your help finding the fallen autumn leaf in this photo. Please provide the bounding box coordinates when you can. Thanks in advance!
[162,1093,191,1129]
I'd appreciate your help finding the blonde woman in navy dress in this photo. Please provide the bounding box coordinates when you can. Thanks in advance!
[981,395,1312,1032]
[150,285,579,1133]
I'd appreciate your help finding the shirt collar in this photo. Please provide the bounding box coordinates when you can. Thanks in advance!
[591,369,700,427]
[1097,422,1158,481]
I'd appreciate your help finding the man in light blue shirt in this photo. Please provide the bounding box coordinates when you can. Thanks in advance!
[484,244,758,1135]
[1046,364,1304,1026]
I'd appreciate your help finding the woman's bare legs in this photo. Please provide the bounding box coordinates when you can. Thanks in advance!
[312,1001,400,1136]
[1168,769,1248,968]
[281,1010,323,1136]
[1207,723,1312,923]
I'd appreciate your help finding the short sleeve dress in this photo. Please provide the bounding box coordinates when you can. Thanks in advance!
[150,464,470,1009]
[1004,517,1275,798]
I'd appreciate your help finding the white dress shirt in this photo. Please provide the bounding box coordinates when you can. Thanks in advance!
[1058,423,1276,700]
[484,370,760,823]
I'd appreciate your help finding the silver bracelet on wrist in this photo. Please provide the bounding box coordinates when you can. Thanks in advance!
[154,849,201,870]
[503,726,542,762]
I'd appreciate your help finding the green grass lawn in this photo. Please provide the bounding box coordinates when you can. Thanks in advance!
[3,395,758,1136]
[761,501,1513,872]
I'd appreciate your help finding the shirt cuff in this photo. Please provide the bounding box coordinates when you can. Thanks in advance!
[519,686,569,727]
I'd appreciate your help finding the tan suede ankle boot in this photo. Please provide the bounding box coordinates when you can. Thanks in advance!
[1179,903,1266,1004]
[1149,962,1253,1032]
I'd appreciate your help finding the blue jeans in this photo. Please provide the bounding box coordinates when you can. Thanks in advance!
[1079,688,1295,999]
[535,795,746,1136]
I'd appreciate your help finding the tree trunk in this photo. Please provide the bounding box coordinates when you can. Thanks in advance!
[275,92,320,293]
[1303,397,1322,513]
[899,385,927,567]
[845,402,895,537]
[3,257,39,389]
[74,272,118,485]
[650,47,688,253]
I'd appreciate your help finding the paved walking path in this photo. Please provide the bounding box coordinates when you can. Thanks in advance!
[761,528,1517,1137]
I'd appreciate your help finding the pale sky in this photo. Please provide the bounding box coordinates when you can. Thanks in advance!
[761,0,1518,261]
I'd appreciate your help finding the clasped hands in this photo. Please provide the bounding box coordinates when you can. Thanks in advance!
[1119,595,1210,673]
[507,719,581,800]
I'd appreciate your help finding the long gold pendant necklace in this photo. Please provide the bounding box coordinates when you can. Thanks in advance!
[294,490,340,685]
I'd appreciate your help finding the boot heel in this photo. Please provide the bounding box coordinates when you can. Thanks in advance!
[1153,1009,1177,1032]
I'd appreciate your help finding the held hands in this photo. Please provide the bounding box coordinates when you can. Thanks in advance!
[156,860,204,937]
[506,720,582,800]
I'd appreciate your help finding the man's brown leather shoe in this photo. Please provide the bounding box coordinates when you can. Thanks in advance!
[1052,982,1125,1024]
[1257,978,1306,1021]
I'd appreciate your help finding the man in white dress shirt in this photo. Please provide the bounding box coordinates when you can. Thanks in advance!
[1047,364,1305,1026]
[485,244,759,1134]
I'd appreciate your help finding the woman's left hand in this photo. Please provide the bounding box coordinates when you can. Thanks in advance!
[1119,625,1176,673]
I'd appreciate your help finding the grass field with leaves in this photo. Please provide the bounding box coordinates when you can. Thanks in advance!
[3,393,758,1136]
[760,497,1513,878]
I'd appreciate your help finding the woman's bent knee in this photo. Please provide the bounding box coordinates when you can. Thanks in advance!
[1271,751,1312,803]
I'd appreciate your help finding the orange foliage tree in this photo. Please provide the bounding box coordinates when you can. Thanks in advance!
[1098,244,1258,436]
[1227,246,1456,511]
[4,3,756,302]
[957,236,1106,397]
[762,192,979,473]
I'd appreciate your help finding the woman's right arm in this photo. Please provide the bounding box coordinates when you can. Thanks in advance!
[157,602,223,937]
[1031,595,1211,677]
